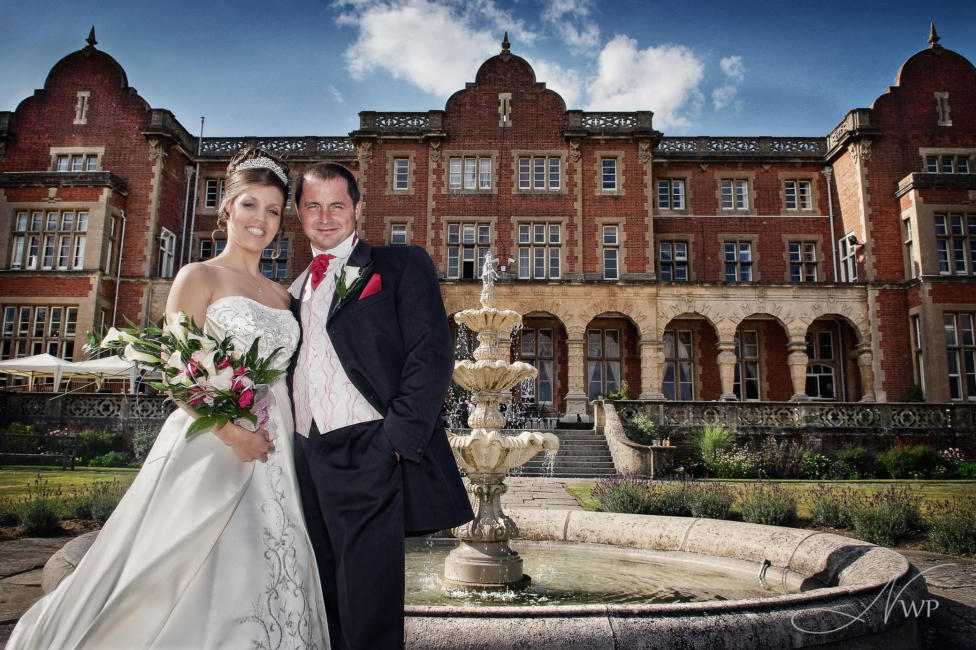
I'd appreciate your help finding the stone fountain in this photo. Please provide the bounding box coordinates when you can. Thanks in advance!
[443,256,559,589]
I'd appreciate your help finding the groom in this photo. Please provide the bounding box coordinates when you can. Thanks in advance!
[289,162,473,649]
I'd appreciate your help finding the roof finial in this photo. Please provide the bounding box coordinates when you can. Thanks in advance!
[928,23,943,52]
[502,32,510,52]
[86,26,97,48]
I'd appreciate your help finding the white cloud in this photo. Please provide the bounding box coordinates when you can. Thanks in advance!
[338,0,499,97]
[542,0,600,52]
[327,84,345,104]
[585,35,704,130]
[531,59,583,108]
[336,0,537,98]
[713,54,745,110]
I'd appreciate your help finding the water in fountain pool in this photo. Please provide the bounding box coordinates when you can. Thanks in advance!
[405,539,799,607]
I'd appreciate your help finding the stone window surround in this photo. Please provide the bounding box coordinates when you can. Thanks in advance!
[718,233,760,281]
[780,235,823,282]
[511,150,567,194]
[657,236,694,282]
[935,92,952,127]
[595,151,625,196]
[778,174,818,213]
[510,216,568,280]
[5,202,99,271]
[443,150,497,195]
[49,146,104,172]
[655,176,688,213]
[73,91,91,125]
[913,204,976,277]
[595,217,625,279]
[918,146,975,173]
[382,217,412,246]
[716,173,756,215]
[386,152,416,196]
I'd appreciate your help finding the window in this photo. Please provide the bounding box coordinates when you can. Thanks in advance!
[805,331,836,400]
[448,156,491,191]
[926,154,971,173]
[517,156,561,191]
[104,216,119,274]
[602,225,619,280]
[657,179,685,210]
[260,240,288,279]
[734,330,760,400]
[517,224,561,279]
[393,158,409,191]
[601,158,618,191]
[723,241,753,281]
[659,241,688,281]
[903,217,917,280]
[446,223,491,279]
[199,238,226,260]
[9,210,87,270]
[662,330,694,400]
[74,91,91,124]
[839,234,858,282]
[55,154,98,172]
[945,313,976,401]
[935,214,976,275]
[0,304,79,366]
[521,328,554,404]
[159,228,176,278]
[721,179,748,210]
[204,179,225,208]
[784,180,812,210]
[788,242,818,282]
[390,224,407,246]
[935,92,952,126]
[587,329,621,400]
[911,315,924,393]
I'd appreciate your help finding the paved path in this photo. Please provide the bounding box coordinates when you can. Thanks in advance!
[2,479,974,649]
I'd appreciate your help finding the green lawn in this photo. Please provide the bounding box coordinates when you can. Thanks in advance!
[565,479,976,519]
[0,467,138,503]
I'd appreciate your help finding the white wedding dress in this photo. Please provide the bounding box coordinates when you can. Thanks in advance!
[7,296,329,649]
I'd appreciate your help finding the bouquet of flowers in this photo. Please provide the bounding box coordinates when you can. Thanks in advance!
[85,311,284,438]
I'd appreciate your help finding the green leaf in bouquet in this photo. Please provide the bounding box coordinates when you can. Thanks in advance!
[186,414,227,439]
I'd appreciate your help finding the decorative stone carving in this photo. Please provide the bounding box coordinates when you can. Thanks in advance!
[148,137,168,162]
[568,139,581,163]
[429,140,441,163]
[638,140,651,163]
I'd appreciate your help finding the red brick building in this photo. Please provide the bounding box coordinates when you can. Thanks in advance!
[1,29,974,420]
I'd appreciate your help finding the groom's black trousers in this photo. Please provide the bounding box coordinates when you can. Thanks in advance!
[295,419,405,650]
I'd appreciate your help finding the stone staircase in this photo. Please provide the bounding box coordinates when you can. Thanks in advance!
[509,428,616,478]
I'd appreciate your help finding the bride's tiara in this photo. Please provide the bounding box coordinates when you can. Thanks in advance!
[234,157,288,185]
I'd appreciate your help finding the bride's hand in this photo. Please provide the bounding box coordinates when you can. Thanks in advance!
[213,421,276,463]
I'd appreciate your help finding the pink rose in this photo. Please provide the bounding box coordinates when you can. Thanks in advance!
[237,388,255,409]
[216,358,232,371]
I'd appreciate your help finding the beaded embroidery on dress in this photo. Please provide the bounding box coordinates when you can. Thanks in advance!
[6,296,329,650]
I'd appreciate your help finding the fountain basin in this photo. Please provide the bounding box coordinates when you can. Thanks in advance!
[449,430,560,475]
[454,307,522,335]
[452,360,536,392]
[405,509,927,649]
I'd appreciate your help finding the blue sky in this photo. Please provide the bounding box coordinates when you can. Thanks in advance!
[2,0,975,138]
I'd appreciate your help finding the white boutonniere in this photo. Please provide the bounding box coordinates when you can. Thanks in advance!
[332,265,366,313]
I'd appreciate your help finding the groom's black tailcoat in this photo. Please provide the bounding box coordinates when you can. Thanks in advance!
[290,240,473,649]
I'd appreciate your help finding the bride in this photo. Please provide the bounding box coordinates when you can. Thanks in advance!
[7,148,329,649]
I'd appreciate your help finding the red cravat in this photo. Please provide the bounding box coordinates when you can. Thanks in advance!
[309,254,336,291]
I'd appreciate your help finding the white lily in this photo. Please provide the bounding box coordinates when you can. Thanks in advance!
[187,330,216,352]
[190,348,217,377]
[100,327,123,346]
[163,312,188,345]
[164,349,184,370]
[123,344,162,365]
[209,365,235,391]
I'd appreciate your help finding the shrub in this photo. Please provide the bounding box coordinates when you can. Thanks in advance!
[801,453,831,480]
[738,482,797,526]
[955,462,976,480]
[605,381,636,401]
[832,445,876,479]
[877,441,943,479]
[69,479,127,524]
[591,475,656,514]
[925,499,976,556]
[89,451,128,468]
[623,414,658,446]
[652,480,693,517]
[708,445,761,479]
[132,425,160,464]
[19,476,62,536]
[75,430,125,465]
[849,486,922,546]
[2,422,38,435]
[693,425,735,464]
[807,483,854,529]
[899,384,925,402]
[757,437,809,478]
[0,498,20,526]
[689,482,737,520]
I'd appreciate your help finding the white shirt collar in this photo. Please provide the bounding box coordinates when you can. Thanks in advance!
[311,232,358,264]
